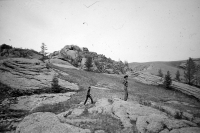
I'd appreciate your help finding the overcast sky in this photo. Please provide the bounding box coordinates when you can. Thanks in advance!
[0,0,200,62]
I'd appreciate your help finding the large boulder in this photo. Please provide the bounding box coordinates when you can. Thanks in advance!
[16,112,91,133]
[0,58,79,90]
[58,45,82,60]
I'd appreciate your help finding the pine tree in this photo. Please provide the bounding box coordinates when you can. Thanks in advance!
[175,70,180,81]
[164,71,172,89]
[194,65,200,86]
[158,69,163,77]
[85,56,93,71]
[40,43,47,56]
[184,57,196,85]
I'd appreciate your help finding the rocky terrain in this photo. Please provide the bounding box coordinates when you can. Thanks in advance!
[0,44,43,59]
[49,44,129,74]
[0,45,200,133]
[15,98,200,133]
[0,58,79,91]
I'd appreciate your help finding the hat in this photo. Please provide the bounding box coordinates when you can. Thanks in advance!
[124,75,128,78]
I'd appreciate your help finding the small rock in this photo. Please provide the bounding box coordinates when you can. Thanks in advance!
[94,130,105,133]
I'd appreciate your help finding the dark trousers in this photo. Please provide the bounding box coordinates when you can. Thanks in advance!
[124,86,128,101]
[84,95,94,105]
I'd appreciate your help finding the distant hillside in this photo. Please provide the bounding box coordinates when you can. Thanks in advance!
[0,44,43,59]
[129,58,200,80]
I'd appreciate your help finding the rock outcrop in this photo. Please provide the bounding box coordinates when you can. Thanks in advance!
[16,98,200,133]
[49,45,128,74]
[0,58,79,90]
[16,112,91,133]
[2,92,76,112]
[0,44,43,59]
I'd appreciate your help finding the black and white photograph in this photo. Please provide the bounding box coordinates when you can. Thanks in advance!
[0,0,200,132]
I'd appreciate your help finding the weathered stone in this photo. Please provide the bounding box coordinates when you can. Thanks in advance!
[3,92,75,111]
[0,58,79,90]
[67,108,85,118]
[16,112,91,133]
[160,129,170,133]
[164,119,197,130]
[94,130,105,133]
[170,127,200,133]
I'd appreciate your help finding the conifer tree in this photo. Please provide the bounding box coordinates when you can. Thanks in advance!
[164,71,172,89]
[158,69,163,77]
[184,57,196,85]
[175,70,180,81]
[40,43,47,56]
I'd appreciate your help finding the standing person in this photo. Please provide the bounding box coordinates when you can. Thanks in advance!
[123,75,128,101]
[84,86,94,105]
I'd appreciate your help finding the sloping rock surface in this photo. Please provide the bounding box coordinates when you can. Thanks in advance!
[58,98,200,133]
[0,58,79,90]
[2,92,75,111]
[16,112,91,133]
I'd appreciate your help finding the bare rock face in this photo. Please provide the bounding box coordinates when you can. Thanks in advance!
[16,112,91,133]
[0,58,79,90]
[2,92,75,112]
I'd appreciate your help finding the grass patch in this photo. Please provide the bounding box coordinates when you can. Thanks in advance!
[75,113,123,133]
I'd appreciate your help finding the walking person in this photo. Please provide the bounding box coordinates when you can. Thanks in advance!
[123,75,128,101]
[84,86,94,105]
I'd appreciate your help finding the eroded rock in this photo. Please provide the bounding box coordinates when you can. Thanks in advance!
[0,58,79,90]
[16,112,91,133]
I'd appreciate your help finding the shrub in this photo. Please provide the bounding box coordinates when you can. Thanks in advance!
[158,69,163,77]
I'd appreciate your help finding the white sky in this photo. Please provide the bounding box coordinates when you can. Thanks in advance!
[0,0,200,62]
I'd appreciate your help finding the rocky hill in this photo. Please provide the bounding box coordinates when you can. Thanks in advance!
[49,45,129,74]
[0,44,43,59]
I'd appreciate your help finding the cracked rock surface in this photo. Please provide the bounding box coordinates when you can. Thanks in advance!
[0,58,79,90]
[16,98,200,133]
